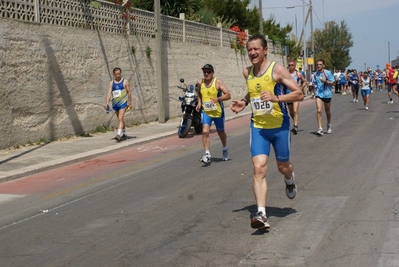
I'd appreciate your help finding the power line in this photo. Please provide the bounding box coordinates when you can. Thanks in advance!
[311,8,323,27]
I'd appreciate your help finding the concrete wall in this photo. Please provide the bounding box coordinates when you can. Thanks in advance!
[0,18,285,149]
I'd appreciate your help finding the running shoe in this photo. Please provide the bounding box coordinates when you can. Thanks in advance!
[326,124,332,134]
[250,211,270,230]
[285,172,297,199]
[388,100,393,104]
[114,134,122,142]
[341,92,347,95]
[291,125,298,135]
[316,128,323,136]
[200,152,211,164]
[121,134,127,141]
[222,148,229,161]
[365,106,369,111]
[355,99,359,102]
[353,99,356,103]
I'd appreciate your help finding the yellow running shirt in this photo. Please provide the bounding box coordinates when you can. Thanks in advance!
[247,62,289,129]
[200,78,222,118]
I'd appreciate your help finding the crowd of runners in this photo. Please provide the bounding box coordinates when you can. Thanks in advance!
[283,62,399,136]
[330,64,399,105]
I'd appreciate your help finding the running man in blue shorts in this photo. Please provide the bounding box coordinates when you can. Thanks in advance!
[196,64,231,164]
[230,34,303,230]
[105,67,133,142]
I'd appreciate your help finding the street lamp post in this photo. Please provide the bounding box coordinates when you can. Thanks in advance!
[259,0,263,35]
[260,4,299,36]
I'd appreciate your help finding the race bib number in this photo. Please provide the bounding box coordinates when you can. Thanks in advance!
[112,90,122,98]
[203,101,217,111]
[251,98,274,116]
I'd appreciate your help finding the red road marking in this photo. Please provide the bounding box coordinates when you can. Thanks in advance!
[0,115,251,195]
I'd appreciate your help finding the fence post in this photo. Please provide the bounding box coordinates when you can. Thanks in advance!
[126,11,130,35]
[217,22,222,47]
[34,0,40,23]
[179,13,185,43]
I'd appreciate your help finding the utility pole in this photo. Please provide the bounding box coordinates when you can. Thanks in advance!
[310,0,314,72]
[155,0,165,123]
[259,0,263,35]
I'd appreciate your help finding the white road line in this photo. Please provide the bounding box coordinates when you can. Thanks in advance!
[240,196,348,266]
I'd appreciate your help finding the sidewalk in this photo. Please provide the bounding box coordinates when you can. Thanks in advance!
[0,94,313,183]
[0,108,252,183]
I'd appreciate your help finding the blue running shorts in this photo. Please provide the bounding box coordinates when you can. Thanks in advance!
[361,89,371,97]
[250,126,291,162]
[201,111,225,131]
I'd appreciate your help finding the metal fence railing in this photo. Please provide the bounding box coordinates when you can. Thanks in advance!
[0,0,244,48]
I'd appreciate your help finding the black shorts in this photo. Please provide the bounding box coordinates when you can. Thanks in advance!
[316,96,332,103]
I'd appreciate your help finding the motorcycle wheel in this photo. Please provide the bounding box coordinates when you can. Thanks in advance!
[177,117,192,138]
[194,123,203,134]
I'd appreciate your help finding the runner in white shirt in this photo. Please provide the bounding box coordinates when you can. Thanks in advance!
[360,71,372,110]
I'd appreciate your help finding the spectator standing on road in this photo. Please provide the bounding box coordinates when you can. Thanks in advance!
[286,59,306,134]
[312,59,334,136]
[196,64,231,164]
[105,67,133,142]
[230,34,303,230]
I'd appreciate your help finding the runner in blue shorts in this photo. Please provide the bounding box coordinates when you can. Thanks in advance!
[360,71,371,110]
[105,67,133,142]
[196,64,231,164]
[230,34,303,230]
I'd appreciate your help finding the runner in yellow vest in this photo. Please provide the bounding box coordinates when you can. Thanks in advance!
[196,64,231,164]
[230,35,303,230]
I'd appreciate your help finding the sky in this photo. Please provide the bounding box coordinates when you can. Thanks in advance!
[249,0,399,71]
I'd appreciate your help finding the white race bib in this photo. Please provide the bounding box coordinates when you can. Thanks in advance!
[203,101,217,111]
[112,90,122,98]
[251,98,274,116]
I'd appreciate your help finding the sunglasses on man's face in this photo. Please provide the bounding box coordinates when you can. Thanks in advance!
[203,70,212,74]
[288,64,294,66]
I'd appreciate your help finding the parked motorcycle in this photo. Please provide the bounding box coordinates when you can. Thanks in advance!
[177,78,202,138]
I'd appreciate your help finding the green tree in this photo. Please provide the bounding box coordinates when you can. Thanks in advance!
[200,0,257,30]
[312,20,353,70]
[106,0,203,18]
[261,15,301,59]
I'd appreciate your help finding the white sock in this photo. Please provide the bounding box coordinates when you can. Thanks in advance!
[285,177,294,185]
[117,129,122,135]
[205,150,210,155]
[223,146,228,151]
[258,207,266,216]
[285,169,295,184]
[122,129,126,135]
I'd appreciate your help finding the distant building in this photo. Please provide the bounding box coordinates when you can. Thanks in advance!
[391,56,399,68]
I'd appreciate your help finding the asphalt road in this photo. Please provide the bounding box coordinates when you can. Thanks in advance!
[0,91,398,267]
